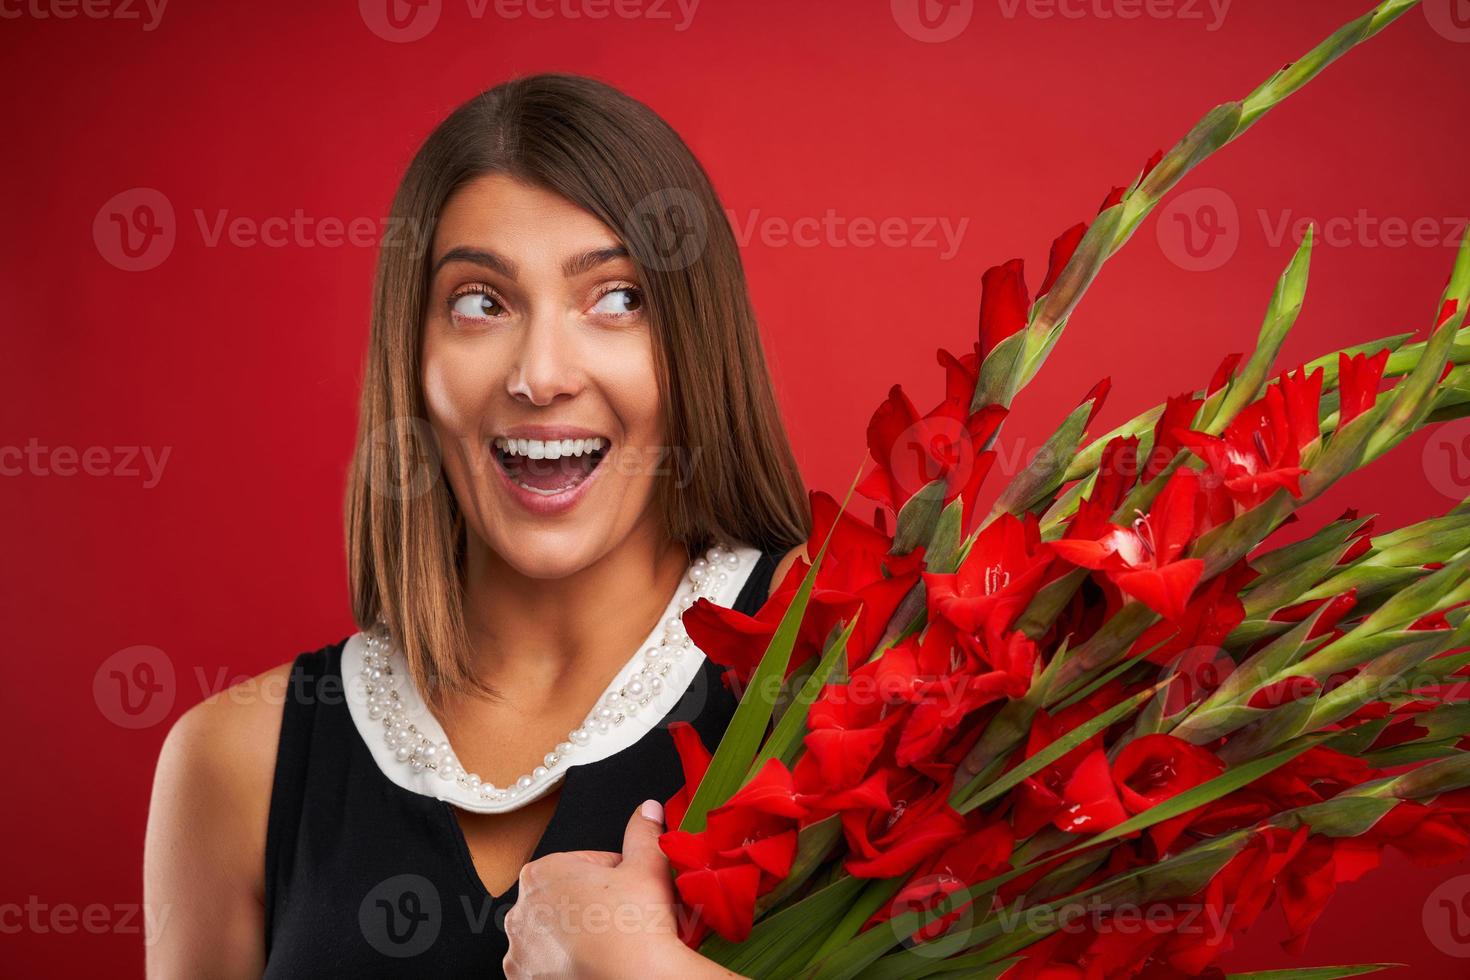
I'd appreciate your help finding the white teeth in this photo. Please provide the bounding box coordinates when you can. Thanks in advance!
[494,436,607,459]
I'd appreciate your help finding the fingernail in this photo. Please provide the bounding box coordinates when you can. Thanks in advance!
[640,799,664,824]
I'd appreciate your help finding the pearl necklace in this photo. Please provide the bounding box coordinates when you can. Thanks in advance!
[357,543,742,807]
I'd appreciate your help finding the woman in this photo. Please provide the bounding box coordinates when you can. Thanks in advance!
[143,73,809,978]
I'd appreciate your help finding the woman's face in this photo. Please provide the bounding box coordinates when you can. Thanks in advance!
[422,174,665,580]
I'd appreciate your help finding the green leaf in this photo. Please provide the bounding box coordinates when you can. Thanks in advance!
[894,479,947,556]
[991,397,1097,520]
[1223,966,1399,980]
[701,874,867,976]
[749,615,859,776]
[813,741,1325,980]
[957,681,1166,813]
[679,472,857,832]
[971,328,1028,412]
[804,877,904,970]
[925,497,966,574]
[1050,737,1327,859]
[1200,228,1314,433]
[1246,515,1363,581]
[754,816,844,915]
[1275,795,1398,838]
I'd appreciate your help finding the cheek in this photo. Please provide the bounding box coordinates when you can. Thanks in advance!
[422,340,492,438]
[600,339,664,447]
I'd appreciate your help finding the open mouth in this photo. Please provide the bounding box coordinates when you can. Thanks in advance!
[492,436,609,496]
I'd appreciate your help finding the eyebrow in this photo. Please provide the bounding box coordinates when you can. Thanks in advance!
[431,245,631,280]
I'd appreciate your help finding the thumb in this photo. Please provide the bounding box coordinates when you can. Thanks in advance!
[621,799,671,876]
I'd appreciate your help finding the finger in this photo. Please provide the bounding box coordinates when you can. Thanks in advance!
[620,799,670,876]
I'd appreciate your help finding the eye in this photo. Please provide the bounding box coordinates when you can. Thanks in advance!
[450,288,505,321]
[590,286,643,317]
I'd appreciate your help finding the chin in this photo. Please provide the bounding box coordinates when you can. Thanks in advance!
[487,524,608,581]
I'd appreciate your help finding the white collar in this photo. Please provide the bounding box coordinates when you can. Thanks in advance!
[342,542,761,814]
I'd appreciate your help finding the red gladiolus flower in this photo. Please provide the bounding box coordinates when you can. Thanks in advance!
[1111,734,1225,814]
[1337,348,1390,425]
[801,673,906,792]
[938,344,980,403]
[843,779,968,878]
[867,817,1013,942]
[1009,685,1134,836]
[667,863,760,946]
[978,223,1090,362]
[874,626,1035,767]
[1177,367,1323,510]
[1271,589,1357,638]
[1130,558,1251,668]
[1054,748,1128,833]
[684,492,924,685]
[1339,512,1376,563]
[1440,297,1461,328]
[1040,222,1088,298]
[660,759,807,943]
[924,512,1053,635]
[664,721,712,830]
[1097,150,1166,213]
[1146,392,1204,481]
[1051,467,1208,622]
[1089,435,1143,518]
[857,383,1006,527]
[1276,834,1382,953]
[1208,352,1243,395]
[978,258,1028,361]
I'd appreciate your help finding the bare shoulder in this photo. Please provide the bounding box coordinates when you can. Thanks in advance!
[144,660,297,974]
[770,545,808,600]
[153,659,295,805]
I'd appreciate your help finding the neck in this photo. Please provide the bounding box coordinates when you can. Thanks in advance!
[458,516,690,695]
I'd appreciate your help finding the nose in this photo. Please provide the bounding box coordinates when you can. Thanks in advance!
[506,312,583,407]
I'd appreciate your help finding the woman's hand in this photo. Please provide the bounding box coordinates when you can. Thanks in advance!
[503,800,740,980]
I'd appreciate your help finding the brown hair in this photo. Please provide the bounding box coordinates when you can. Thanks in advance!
[345,73,809,701]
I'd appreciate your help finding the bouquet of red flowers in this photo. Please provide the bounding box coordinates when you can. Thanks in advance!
[657,2,1470,977]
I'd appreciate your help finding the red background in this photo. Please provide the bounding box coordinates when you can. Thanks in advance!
[5,0,1470,975]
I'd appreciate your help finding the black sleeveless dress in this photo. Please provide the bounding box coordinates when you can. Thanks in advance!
[263,549,777,977]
